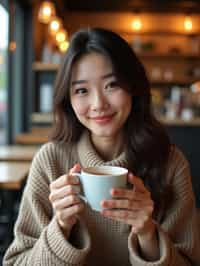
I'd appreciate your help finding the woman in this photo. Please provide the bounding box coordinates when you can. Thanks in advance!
[3,28,200,265]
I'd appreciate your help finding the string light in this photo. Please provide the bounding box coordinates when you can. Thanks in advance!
[38,1,56,24]
[59,41,69,53]
[49,17,62,35]
[55,29,68,43]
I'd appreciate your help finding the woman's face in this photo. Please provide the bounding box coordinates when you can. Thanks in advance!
[70,52,132,141]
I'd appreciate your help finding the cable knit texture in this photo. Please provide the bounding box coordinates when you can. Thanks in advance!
[3,131,200,266]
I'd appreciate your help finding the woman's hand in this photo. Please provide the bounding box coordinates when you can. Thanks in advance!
[101,172,159,261]
[100,172,155,237]
[49,164,84,237]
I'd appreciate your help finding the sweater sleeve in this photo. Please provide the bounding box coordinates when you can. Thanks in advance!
[3,143,91,266]
[127,147,200,266]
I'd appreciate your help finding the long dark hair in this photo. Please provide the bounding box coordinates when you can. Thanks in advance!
[51,28,171,213]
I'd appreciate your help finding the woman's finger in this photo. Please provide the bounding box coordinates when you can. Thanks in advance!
[128,173,146,193]
[50,174,79,190]
[111,187,143,200]
[69,163,81,174]
[53,194,81,210]
[49,185,80,202]
[50,164,81,190]
[102,209,139,220]
[101,198,152,211]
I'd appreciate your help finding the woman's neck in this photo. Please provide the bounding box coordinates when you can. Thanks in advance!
[91,133,124,161]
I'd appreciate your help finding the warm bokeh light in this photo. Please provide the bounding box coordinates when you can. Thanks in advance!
[59,41,69,53]
[9,41,16,52]
[38,1,56,24]
[184,16,193,32]
[49,17,62,35]
[131,17,142,31]
[55,29,68,43]
[191,81,200,93]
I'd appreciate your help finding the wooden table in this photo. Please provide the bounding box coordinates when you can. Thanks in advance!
[0,162,31,245]
[0,162,30,189]
[0,145,39,162]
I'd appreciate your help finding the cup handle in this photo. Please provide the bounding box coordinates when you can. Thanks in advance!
[71,173,88,203]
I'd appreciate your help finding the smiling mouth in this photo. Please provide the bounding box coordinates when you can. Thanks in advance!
[90,114,115,123]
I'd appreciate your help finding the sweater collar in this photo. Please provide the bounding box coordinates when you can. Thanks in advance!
[77,130,127,168]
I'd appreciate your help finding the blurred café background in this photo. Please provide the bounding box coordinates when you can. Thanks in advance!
[0,0,200,262]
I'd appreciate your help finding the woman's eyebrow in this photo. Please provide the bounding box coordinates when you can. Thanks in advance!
[71,79,87,86]
[71,72,115,86]
[101,72,115,80]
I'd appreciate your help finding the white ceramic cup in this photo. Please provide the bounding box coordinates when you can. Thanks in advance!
[72,166,128,211]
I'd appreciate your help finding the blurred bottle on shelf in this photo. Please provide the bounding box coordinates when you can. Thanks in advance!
[165,87,181,120]
[151,67,162,81]
[132,35,142,53]
[41,44,52,63]
[163,68,174,82]
[40,83,53,113]
[189,35,199,54]
[51,51,62,64]
[190,81,200,117]
[151,85,200,121]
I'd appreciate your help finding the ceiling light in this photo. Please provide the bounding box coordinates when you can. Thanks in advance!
[184,15,193,32]
[131,16,142,31]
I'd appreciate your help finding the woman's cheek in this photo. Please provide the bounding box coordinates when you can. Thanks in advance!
[72,98,88,116]
[112,92,132,108]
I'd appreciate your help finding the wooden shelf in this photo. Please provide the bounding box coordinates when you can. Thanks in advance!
[32,62,195,85]
[32,51,200,72]
[150,78,196,86]
[159,116,200,126]
[120,30,200,37]
[137,52,200,59]
[32,62,59,71]
[31,112,53,124]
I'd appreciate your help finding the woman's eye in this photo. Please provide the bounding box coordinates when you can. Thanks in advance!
[74,88,88,95]
[106,81,120,90]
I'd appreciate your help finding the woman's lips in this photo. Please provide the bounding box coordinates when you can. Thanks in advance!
[90,114,114,124]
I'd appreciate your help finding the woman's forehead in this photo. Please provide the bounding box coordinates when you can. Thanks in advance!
[71,52,114,83]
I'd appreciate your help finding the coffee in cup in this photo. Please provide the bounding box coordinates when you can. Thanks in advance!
[72,165,128,211]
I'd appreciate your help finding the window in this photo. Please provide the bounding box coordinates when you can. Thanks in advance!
[0,3,8,144]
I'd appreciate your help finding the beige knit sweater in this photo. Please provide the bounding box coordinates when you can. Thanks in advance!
[3,131,200,266]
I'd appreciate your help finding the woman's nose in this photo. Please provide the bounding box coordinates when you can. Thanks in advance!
[91,91,109,111]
